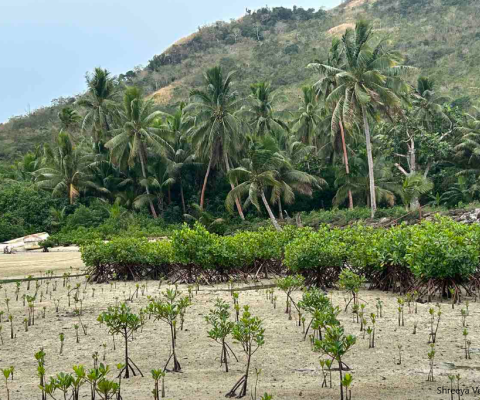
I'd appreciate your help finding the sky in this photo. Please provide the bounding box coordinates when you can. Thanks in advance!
[0,0,342,123]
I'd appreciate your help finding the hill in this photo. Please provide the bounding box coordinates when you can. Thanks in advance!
[1,0,479,161]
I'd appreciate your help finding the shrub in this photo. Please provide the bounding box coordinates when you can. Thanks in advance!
[284,226,346,286]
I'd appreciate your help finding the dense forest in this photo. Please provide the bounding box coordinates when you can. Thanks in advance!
[1,1,480,244]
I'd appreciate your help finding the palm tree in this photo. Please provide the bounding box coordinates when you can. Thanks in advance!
[455,108,480,175]
[153,104,196,214]
[398,173,433,211]
[77,68,118,144]
[105,87,170,218]
[241,82,288,137]
[186,66,245,219]
[58,107,81,133]
[333,155,401,209]
[183,203,225,232]
[310,37,355,209]
[34,132,91,204]
[412,77,451,132]
[226,138,284,231]
[291,86,323,148]
[309,21,412,217]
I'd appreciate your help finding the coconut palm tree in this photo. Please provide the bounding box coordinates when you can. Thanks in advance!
[186,66,245,219]
[291,86,323,148]
[241,81,288,137]
[310,37,355,209]
[309,21,413,217]
[34,132,92,204]
[455,108,480,175]
[105,87,170,218]
[153,104,196,214]
[333,155,401,209]
[226,138,284,231]
[58,107,81,133]
[77,68,118,144]
[412,77,451,132]
[398,173,433,211]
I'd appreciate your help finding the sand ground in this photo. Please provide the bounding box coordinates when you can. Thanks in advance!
[0,253,479,399]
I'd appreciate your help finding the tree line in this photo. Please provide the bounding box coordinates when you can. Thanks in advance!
[5,21,480,231]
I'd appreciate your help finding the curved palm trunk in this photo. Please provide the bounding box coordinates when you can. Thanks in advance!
[224,153,245,220]
[179,177,186,214]
[362,106,376,218]
[260,190,282,231]
[200,157,213,211]
[278,198,284,220]
[139,148,158,219]
[339,121,353,210]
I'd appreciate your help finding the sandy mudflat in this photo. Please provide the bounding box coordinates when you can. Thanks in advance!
[0,255,479,399]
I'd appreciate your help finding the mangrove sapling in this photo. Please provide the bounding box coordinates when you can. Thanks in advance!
[341,373,353,400]
[98,303,144,379]
[465,301,469,316]
[449,288,458,309]
[367,327,373,348]
[103,343,107,361]
[54,299,60,313]
[448,375,455,400]
[95,378,119,400]
[54,372,74,400]
[226,306,264,398]
[27,275,33,291]
[456,375,461,399]
[276,275,305,318]
[376,300,383,318]
[428,306,442,344]
[42,306,46,319]
[8,315,13,339]
[314,325,356,400]
[427,344,435,382]
[74,324,80,343]
[352,304,359,323]
[35,349,47,400]
[151,368,166,399]
[397,298,405,326]
[4,298,9,313]
[413,321,418,335]
[144,288,191,373]
[15,283,20,302]
[461,309,467,327]
[397,344,403,365]
[24,317,28,332]
[1,367,13,400]
[339,270,365,312]
[320,360,328,388]
[178,297,191,331]
[463,329,471,359]
[59,332,65,355]
[87,363,109,400]
[298,288,331,340]
[370,314,376,348]
[205,298,238,372]
[320,359,333,388]
[115,363,124,399]
[71,365,87,400]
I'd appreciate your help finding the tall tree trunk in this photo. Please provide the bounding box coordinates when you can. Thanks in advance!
[224,153,245,220]
[408,136,420,210]
[260,190,282,232]
[139,149,158,219]
[278,197,284,220]
[200,156,213,211]
[179,178,186,214]
[362,106,376,218]
[339,121,353,210]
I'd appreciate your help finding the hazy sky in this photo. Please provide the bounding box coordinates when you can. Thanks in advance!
[0,0,341,122]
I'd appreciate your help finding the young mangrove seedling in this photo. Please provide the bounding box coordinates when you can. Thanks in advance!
[59,332,65,355]
[226,306,264,398]
[370,313,376,348]
[95,378,119,400]
[397,344,403,365]
[87,363,109,400]
[397,298,405,327]
[427,344,435,382]
[276,275,305,317]
[35,349,47,400]
[298,288,332,340]
[413,321,418,335]
[463,329,471,359]
[339,270,365,312]
[320,359,328,388]
[341,373,353,400]
[461,309,467,327]
[205,298,238,372]
[74,324,80,343]
[98,303,144,378]
[428,306,442,344]
[448,375,455,400]
[8,315,13,339]
[1,366,14,400]
[376,300,383,318]
[102,343,107,361]
[449,288,458,310]
[151,368,166,399]
[144,288,191,373]
[315,325,356,400]
[71,365,86,400]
